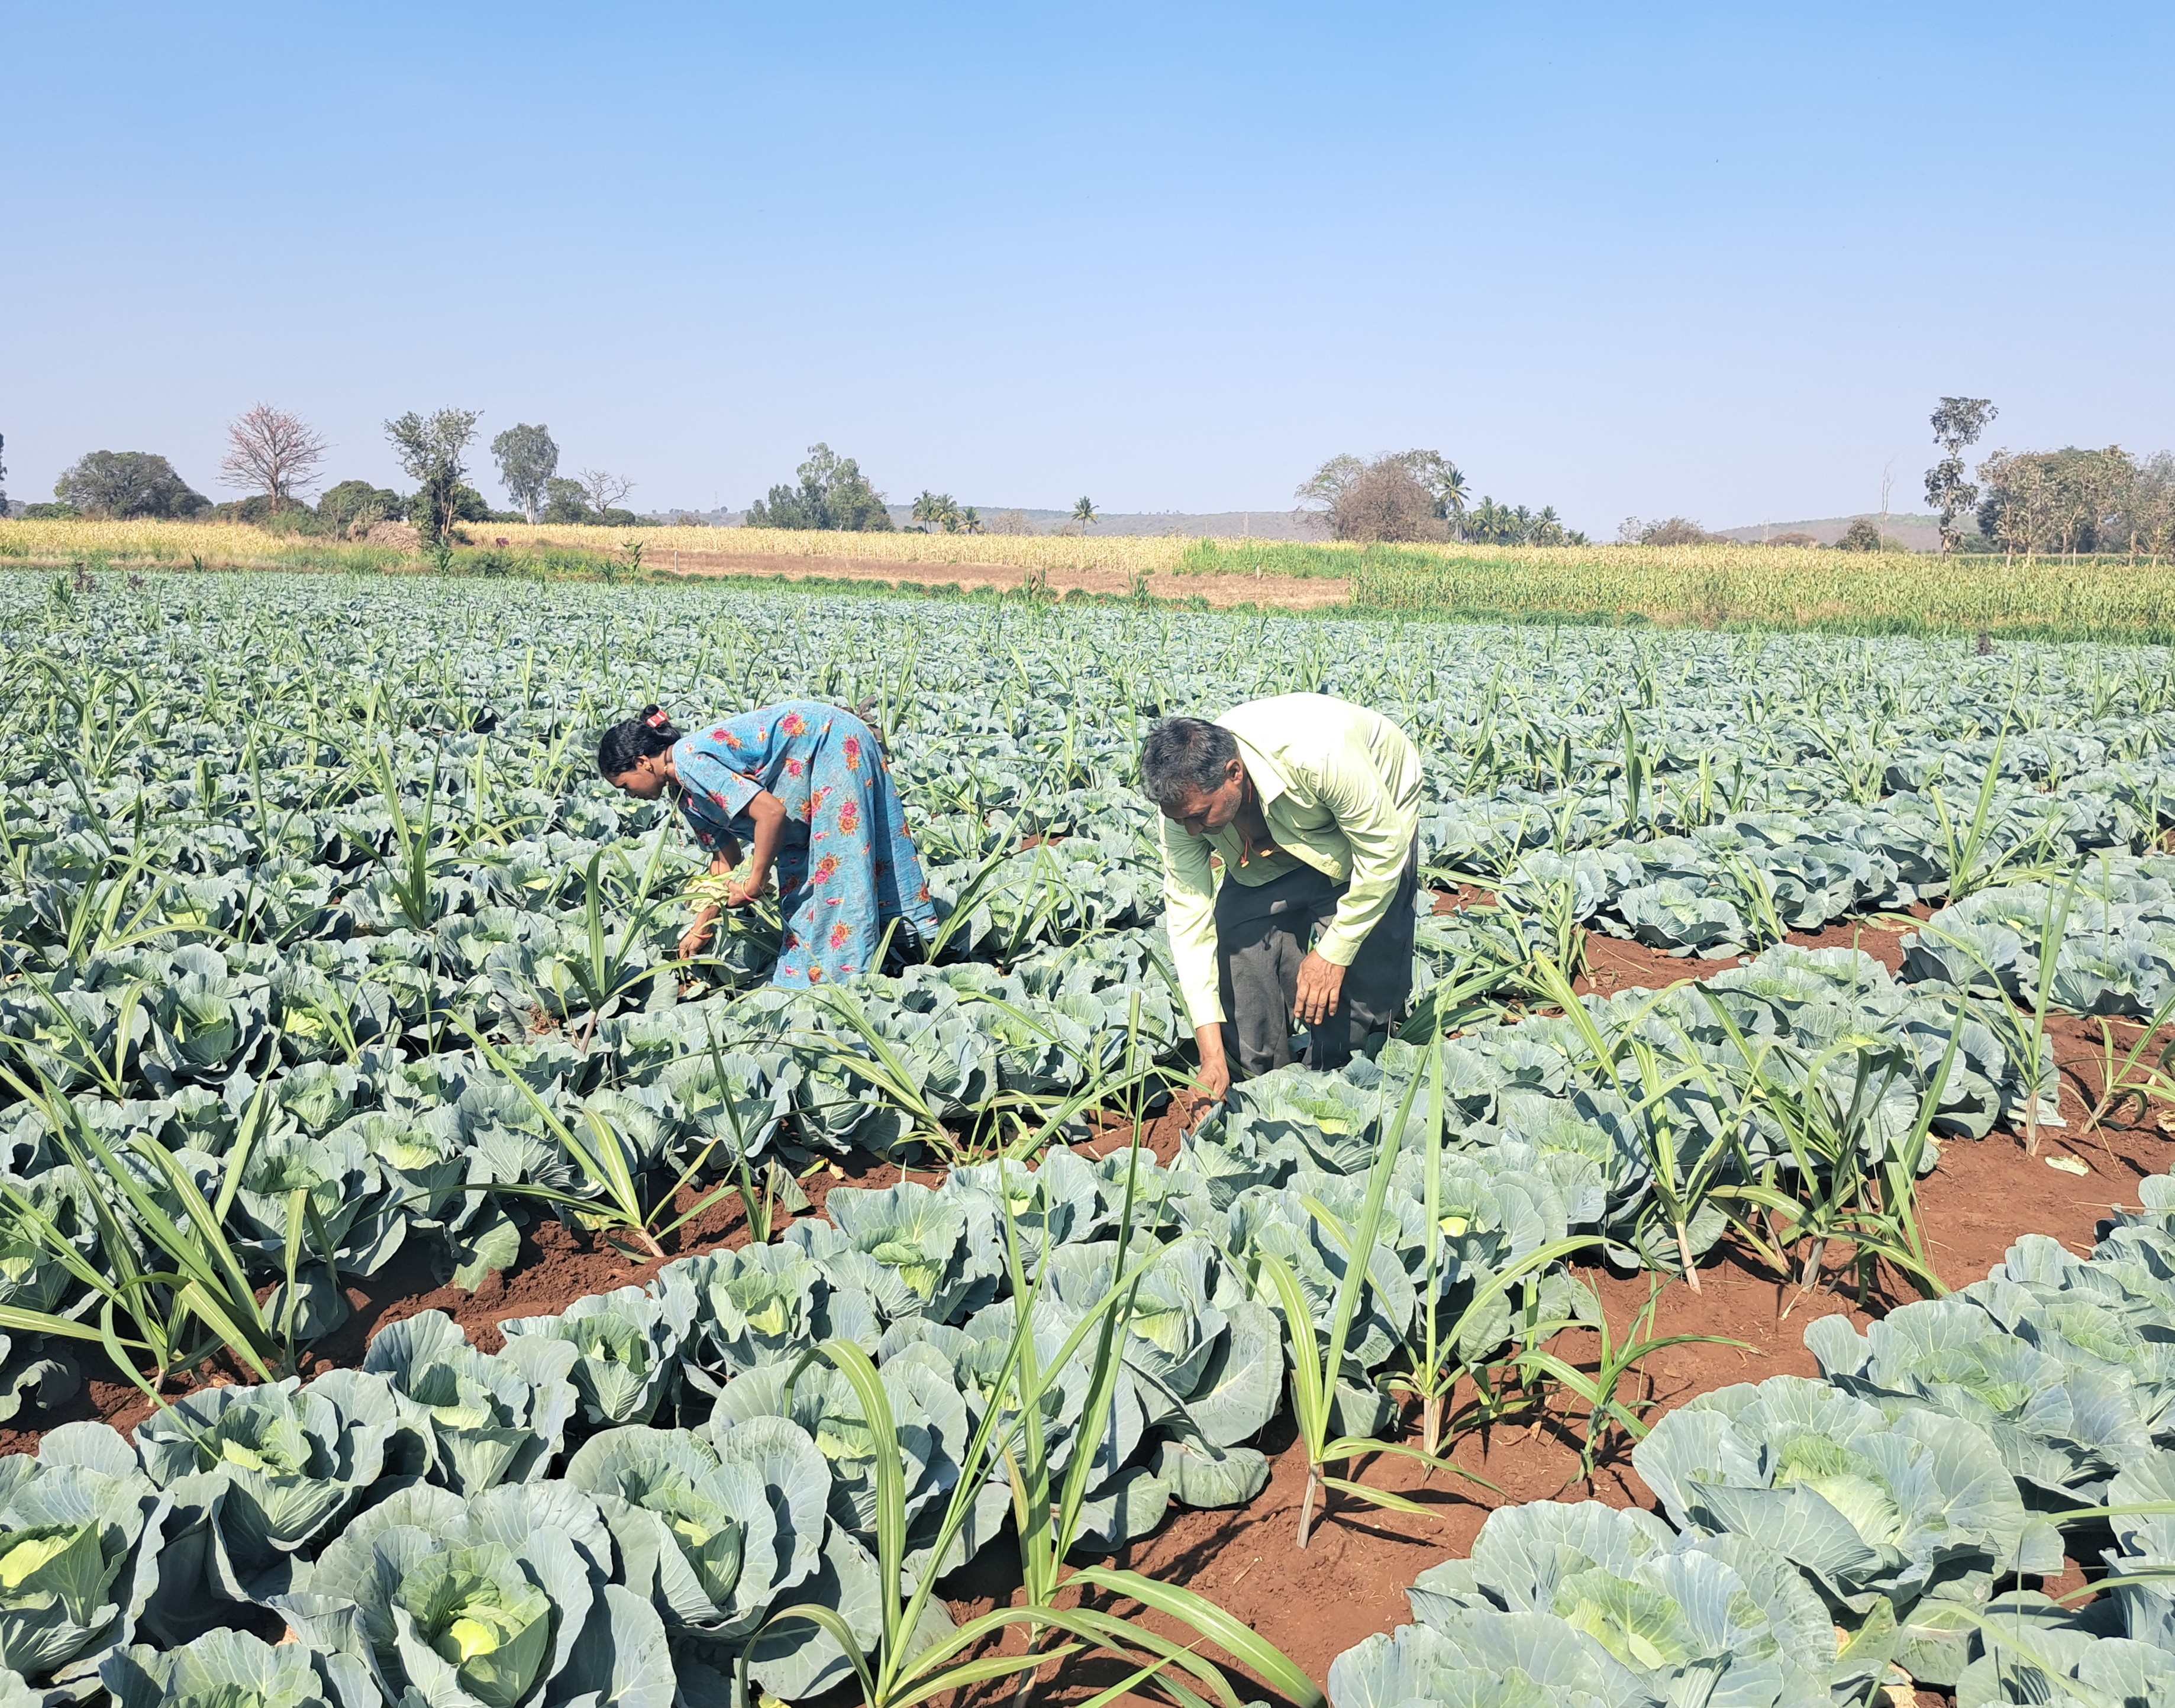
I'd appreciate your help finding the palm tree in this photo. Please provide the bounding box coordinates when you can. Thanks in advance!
[1070,496,1099,531]
[911,490,960,533]
[1434,463,1469,526]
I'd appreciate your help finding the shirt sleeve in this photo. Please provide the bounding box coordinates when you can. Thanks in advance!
[1159,817,1226,1030]
[1308,739,1419,968]
[673,741,761,854]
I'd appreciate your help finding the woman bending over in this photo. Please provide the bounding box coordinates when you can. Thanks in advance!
[598,700,938,987]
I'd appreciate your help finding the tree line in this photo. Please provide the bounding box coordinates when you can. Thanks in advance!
[5,408,647,543]
[1920,397,2175,561]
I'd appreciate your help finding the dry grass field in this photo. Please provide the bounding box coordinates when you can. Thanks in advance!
[5,516,2171,638]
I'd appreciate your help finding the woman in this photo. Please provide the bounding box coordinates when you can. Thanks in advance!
[597,700,940,987]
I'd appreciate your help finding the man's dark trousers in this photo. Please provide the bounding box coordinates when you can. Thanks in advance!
[1212,840,1419,1079]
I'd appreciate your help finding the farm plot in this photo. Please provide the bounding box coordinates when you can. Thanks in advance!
[4,571,2175,1706]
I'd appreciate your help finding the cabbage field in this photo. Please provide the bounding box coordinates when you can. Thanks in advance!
[5,570,2175,1707]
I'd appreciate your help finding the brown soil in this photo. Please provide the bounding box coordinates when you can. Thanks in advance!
[1574,906,1933,997]
[656,550,1351,611]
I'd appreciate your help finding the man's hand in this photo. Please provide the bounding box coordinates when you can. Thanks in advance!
[1293,951,1345,1028]
[1191,1023,1231,1103]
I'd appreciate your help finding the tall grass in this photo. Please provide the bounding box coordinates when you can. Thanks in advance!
[1183,537,2175,635]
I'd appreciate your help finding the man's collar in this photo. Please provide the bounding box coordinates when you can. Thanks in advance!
[1225,727,1290,807]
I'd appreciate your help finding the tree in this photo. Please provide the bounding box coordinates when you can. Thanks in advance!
[318,480,405,537]
[1836,518,1884,552]
[541,477,596,523]
[1977,446,2135,560]
[0,431,8,515]
[575,467,635,516]
[53,451,209,518]
[2123,453,2175,563]
[490,424,559,524]
[1383,450,1468,527]
[1344,463,1442,541]
[1925,396,1997,553]
[911,490,959,532]
[745,444,893,531]
[1296,451,1476,542]
[1628,516,1724,546]
[384,408,481,546]
[1071,496,1099,531]
[219,405,328,514]
[1293,456,1365,533]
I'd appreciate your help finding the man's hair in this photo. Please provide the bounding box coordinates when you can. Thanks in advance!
[1139,716,1240,811]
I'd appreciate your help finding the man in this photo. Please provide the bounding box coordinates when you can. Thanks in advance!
[1139,695,1423,1099]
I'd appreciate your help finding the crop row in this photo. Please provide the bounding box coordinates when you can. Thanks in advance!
[0,928,2094,1707]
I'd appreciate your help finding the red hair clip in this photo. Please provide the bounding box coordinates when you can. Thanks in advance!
[644,709,669,729]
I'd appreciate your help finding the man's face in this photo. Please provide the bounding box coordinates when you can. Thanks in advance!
[1162,757,1247,838]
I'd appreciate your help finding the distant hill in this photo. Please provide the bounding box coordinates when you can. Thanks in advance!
[1715,513,1944,551]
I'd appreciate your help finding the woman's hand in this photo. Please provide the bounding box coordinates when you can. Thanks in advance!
[722,874,769,909]
[678,913,718,960]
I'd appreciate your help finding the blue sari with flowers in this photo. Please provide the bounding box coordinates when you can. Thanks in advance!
[670,700,938,987]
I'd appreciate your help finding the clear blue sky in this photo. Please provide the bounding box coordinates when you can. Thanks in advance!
[5,2,2170,534]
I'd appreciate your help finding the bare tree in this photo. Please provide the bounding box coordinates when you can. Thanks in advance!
[1293,454,1365,535]
[1296,451,1467,541]
[576,469,636,515]
[220,405,330,513]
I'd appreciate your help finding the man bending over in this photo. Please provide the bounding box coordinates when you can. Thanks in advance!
[1140,695,1423,1100]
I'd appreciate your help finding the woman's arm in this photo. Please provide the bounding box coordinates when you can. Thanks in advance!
[678,851,738,960]
[725,791,789,904]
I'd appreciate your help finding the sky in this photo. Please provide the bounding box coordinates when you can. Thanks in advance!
[4,2,2171,535]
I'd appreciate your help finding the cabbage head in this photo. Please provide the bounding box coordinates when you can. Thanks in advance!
[136,1371,400,1622]
[99,1623,380,1708]
[499,1287,686,1427]
[1807,1302,2126,1502]
[661,1245,837,1397]
[362,1309,579,1493]
[283,1480,673,1708]
[822,1181,1001,1322]
[1400,1499,1845,1708]
[569,1422,827,1639]
[0,1422,167,1698]
[1634,1374,2060,1683]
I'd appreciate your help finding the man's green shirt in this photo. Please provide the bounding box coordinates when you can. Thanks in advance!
[1159,693,1422,1030]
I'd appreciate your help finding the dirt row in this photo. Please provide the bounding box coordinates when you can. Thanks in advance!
[647,548,1352,609]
